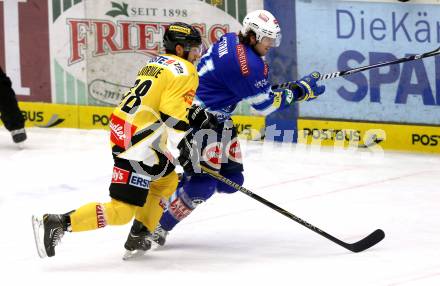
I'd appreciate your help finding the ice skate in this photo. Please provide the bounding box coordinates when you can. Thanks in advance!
[122,220,152,260]
[32,214,67,258]
[150,224,168,247]
[11,128,26,144]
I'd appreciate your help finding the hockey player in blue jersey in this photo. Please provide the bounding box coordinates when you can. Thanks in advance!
[147,10,325,248]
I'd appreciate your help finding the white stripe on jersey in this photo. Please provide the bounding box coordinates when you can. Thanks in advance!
[198,59,214,77]
[245,92,271,105]
[166,126,186,161]
[117,124,166,165]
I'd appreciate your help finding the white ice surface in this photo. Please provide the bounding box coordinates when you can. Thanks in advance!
[1,127,440,286]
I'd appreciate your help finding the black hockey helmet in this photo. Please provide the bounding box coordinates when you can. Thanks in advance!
[163,22,202,54]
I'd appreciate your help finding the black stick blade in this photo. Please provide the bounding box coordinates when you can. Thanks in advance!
[346,229,385,253]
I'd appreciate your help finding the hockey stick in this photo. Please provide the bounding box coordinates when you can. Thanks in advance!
[200,165,385,253]
[272,46,440,89]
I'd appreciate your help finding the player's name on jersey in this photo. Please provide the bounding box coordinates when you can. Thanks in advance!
[137,66,164,78]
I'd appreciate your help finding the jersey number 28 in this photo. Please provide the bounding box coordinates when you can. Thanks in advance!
[121,79,152,114]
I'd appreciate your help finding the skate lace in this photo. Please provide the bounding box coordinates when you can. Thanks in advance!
[126,233,151,251]
[52,228,64,247]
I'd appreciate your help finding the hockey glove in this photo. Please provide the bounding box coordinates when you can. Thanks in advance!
[288,71,326,102]
[187,105,219,129]
[177,130,221,175]
[177,132,200,175]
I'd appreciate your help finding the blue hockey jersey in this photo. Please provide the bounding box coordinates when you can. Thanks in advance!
[194,32,290,122]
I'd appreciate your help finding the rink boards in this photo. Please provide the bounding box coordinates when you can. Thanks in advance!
[8,101,440,154]
[298,119,440,154]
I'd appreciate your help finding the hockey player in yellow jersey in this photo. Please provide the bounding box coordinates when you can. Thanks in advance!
[31,22,202,259]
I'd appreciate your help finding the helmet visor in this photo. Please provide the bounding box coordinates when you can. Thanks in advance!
[184,43,202,55]
[261,32,282,47]
[187,45,202,56]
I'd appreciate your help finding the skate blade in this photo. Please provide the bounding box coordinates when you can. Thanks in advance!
[150,240,163,249]
[31,215,47,258]
[122,249,146,261]
[150,242,160,249]
[16,142,25,150]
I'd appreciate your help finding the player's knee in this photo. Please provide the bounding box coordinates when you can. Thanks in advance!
[183,174,217,201]
[217,171,244,194]
[104,199,136,225]
[165,174,218,224]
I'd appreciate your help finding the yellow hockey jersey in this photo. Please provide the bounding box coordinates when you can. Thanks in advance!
[110,54,198,173]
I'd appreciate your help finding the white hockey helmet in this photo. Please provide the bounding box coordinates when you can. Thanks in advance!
[241,10,281,47]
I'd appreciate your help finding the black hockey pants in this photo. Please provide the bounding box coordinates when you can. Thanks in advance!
[0,67,25,131]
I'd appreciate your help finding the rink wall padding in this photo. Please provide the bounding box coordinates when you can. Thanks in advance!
[298,118,440,154]
[12,102,266,139]
[3,101,439,154]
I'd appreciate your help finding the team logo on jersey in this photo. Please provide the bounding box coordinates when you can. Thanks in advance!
[226,138,242,163]
[202,142,222,170]
[173,62,184,74]
[150,55,176,66]
[149,56,185,75]
[169,197,192,221]
[236,44,249,76]
[109,114,137,148]
[112,166,130,184]
[129,172,150,190]
[254,78,269,88]
[96,204,107,228]
[183,90,195,105]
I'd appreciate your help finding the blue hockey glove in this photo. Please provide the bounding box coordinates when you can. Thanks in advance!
[288,71,325,102]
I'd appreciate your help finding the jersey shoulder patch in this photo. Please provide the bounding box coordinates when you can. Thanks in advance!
[149,55,192,76]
